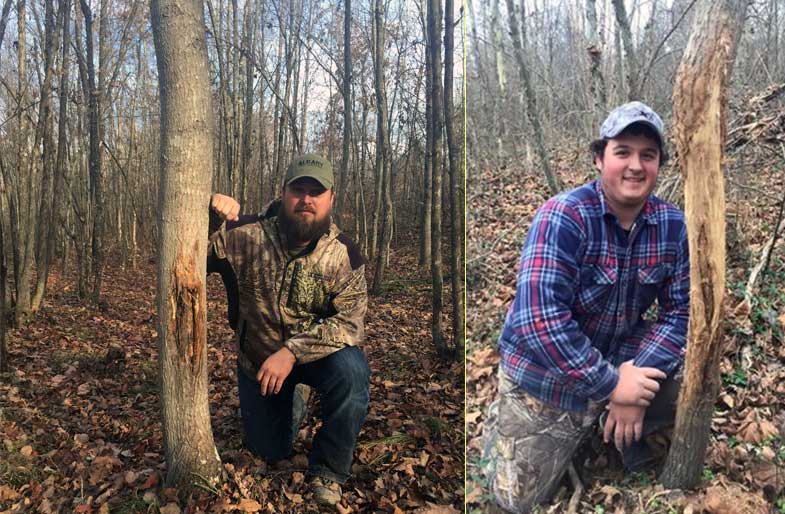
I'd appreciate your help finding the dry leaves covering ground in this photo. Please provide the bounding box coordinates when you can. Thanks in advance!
[466,153,785,513]
[0,247,464,513]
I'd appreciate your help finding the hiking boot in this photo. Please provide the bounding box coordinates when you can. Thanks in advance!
[310,476,342,506]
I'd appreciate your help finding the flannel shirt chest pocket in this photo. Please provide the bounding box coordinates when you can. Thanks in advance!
[633,263,671,312]
[576,264,617,314]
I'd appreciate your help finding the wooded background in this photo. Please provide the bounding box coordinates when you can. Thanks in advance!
[0,0,466,362]
[466,0,785,511]
[467,0,784,165]
[0,0,466,511]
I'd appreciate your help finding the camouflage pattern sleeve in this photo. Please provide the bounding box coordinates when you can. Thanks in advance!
[284,264,368,363]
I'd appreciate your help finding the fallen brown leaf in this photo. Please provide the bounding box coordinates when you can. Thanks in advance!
[704,484,768,514]
[412,503,461,514]
[159,503,181,514]
[236,499,262,512]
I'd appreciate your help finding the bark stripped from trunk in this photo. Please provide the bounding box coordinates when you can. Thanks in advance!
[659,0,749,489]
[170,248,206,375]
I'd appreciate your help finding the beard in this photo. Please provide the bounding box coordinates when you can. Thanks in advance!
[278,204,332,245]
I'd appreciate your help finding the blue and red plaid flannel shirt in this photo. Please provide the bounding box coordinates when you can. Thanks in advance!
[499,180,690,412]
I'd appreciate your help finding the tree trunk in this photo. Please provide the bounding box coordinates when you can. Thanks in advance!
[150,0,223,489]
[490,0,505,93]
[239,0,256,210]
[32,0,62,311]
[443,0,464,359]
[369,11,382,261]
[659,0,749,489]
[428,0,445,355]
[371,0,392,294]
[505,0,562,195]
[611,0,639,100]
[79,0,105,305]
[358,96,369,254]
[0,0,13,55]
[14,0,35,325]
[336,0,352,225]
[0,174,7,372]
[586,0,608,133]
[419,14,432,269]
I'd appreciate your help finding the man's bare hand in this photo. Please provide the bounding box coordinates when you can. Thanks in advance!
[211,193,240,222]
[609,360,666,407]
[603,402,646,451]
[256,347,296,396]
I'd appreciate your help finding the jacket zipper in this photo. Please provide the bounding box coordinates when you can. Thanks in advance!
[277,257,295,342]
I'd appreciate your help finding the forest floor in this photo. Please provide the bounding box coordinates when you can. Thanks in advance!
[466,154,785,514]
[0,246,464,513]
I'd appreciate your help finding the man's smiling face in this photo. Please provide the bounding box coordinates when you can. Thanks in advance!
[596,131,661,214]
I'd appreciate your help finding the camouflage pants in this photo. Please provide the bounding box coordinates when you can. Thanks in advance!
[482,367,682,513]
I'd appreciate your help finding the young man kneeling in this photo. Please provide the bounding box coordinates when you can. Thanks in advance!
[482,102,690,513]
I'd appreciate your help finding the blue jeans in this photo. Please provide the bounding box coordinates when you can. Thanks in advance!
[237,345,370,483]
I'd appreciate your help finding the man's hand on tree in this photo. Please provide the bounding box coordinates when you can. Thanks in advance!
[211,193,240,222]
[609,360,666,407]
[256,347,296,396]
[603,402,647,451]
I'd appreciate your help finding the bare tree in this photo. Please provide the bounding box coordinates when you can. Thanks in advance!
[586,0,608,132]
[419,2,432,268]
[505,0,562,195]
[444,0,464,357]
[0,172,7,372]
[336,0,352,224]
[371,0,393,294]
[77,0,105,304]
[428,0,445,354]
[32,0,63,311]
[151,0,223,489]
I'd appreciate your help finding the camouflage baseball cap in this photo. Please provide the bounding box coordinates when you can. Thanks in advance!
[600,101,665,146]
[285,154,334,189]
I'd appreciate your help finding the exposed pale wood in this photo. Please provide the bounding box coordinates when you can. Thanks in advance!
[660,0,749,489]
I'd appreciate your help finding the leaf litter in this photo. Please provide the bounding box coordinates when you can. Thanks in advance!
[467,146,785,512]
[0,248,463,512]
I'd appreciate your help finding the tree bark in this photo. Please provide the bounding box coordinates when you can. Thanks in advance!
[611,0,639,100]
[14,0,35,324]
[0,0,13,55]
[151,0,223,489]
[586,0,608,133]
[32,0,63,311]
[78,0,105,305]
[490,0,505,93]
[505,0,562,195]
[336,0,352,224]
[371,0,392,294]
[419,6,432,269]
[443,0,464,358]
[659,0,749,489]
[0,172,7,372]
[428,0,445,355]
[239,0,256,209]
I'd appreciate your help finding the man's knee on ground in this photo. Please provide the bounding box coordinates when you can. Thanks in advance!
[245,435,293,462]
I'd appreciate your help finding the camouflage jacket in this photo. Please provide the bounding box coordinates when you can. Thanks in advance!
[207,200,367,378]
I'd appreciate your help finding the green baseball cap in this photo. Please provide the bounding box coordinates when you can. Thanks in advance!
[284,154,334,189]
